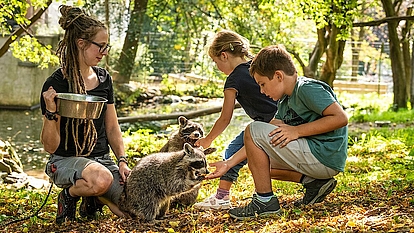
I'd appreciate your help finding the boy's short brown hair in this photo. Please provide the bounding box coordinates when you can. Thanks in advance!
[249,45,297,79]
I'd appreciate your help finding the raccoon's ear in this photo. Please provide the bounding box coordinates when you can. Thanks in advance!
[178,116,188,127]
[184,143,194,155]
[204,147,217,155]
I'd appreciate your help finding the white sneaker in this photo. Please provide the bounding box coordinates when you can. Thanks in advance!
[193,194,231,210]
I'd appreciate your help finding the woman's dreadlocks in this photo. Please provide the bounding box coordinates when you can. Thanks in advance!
[56,5,106,156]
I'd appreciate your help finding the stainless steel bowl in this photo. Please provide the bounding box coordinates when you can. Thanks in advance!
[56,93,108,119]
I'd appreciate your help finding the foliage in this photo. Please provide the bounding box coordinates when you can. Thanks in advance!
[122,128,167,166]
[9,35,59,69]
[159,75,223,98]
[192,80,223,98]
[0,0,62,69]
[0,0,49,35]
[160,75,186,96]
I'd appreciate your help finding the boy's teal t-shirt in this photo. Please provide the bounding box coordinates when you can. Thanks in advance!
[275,77,348,172]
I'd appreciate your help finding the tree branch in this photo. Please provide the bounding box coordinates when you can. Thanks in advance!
[353,15,414,27]
[118,103,241,123]
[0,0,52,57]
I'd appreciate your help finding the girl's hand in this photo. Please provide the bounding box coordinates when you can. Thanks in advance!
[205,161,230,179]
[194,138,212,149]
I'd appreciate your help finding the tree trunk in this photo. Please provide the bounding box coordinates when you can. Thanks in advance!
[381,0,407,109]
[319,25,346,87]
[411,40,414,108]
[114,0,149,84]
[402,7,412,104]
[104,0,110,68]
[305,28,328,79]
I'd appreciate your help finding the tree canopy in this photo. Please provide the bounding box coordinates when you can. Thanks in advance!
[2,0,413,108]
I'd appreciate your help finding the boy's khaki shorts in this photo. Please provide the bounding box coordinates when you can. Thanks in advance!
[249,121,339,179]
[45,153,123,204]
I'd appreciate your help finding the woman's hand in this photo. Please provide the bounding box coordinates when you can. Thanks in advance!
[118,162,131,184]
[205,161,230,180]
[42,86,58,112]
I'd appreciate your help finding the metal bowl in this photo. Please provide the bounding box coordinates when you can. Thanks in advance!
[56,93,108,119]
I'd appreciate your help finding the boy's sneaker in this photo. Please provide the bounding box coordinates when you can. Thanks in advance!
[228,195,281,220]
[295,178,337,206]
[56,188,80,224]
[193,194,231,210]
[79,197,104,220]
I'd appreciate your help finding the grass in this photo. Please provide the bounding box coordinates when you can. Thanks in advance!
[1,92,413,232]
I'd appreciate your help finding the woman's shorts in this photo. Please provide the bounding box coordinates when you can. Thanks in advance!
[45,153,123,204]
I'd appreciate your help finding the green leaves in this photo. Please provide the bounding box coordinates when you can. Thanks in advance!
[0,0,49,34]
[9,35,59,69]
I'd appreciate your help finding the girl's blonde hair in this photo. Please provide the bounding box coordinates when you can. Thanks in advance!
[56,5,107,156]
[208,29,253,59]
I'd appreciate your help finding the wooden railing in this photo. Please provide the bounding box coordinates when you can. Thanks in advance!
[333,80,389,94]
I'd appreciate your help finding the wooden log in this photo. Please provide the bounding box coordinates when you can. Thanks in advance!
[118,103,241,123]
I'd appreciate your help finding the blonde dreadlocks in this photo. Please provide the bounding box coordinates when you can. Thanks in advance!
[56,5,107,156]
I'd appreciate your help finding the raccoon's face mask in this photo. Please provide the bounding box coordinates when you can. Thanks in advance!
[188,158,209,181]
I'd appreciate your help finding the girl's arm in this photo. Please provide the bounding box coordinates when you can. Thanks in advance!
[195,89,237,148]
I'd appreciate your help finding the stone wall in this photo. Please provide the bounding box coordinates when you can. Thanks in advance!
[0,35,59,109]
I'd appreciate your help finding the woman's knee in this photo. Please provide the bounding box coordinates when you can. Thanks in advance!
[95,169,113,194]
[83,163,114,195]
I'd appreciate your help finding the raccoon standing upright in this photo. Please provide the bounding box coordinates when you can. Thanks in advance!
[118,143,216,221]
[159,116,204,152]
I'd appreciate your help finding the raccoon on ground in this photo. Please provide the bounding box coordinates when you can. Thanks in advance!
[118,143,216,221]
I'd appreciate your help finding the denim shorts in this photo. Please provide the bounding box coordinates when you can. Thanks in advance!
[221,131,248,182]
[249,121,338,179]
[45,153,123,204]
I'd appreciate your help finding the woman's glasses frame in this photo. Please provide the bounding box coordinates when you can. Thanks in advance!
[88,40,111,53]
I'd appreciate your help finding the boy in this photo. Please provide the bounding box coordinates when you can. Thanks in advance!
[206,45,348,220]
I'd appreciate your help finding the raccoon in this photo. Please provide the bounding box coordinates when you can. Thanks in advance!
[159,116,207,207]
[118,143,216,221]
[159,116,204,152]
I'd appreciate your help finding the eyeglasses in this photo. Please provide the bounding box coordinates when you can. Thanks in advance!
[88,40,111,53]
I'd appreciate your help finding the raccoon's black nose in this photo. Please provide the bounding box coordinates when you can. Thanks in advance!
[194,132,200,137]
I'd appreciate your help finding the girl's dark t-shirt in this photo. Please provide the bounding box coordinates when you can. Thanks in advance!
[40,67,114,157]
[224,61,278,122]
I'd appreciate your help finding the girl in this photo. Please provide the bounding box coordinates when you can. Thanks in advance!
[194,30,278,210]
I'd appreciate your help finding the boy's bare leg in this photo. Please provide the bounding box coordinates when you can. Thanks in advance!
[270,169,302,183]
[244,125,272,194]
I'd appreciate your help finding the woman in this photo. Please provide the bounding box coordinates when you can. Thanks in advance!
[40,5,130,224]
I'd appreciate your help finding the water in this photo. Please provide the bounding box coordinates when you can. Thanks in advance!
[0,108,47,177]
